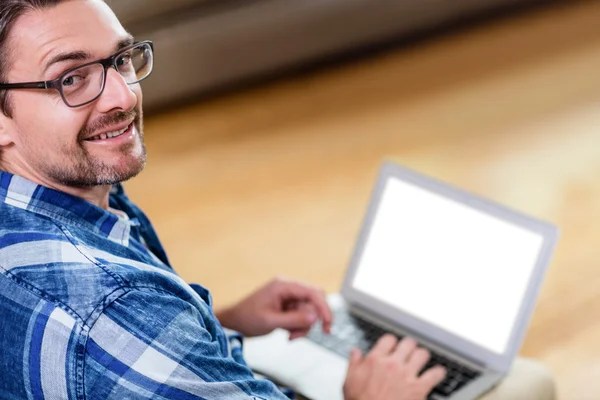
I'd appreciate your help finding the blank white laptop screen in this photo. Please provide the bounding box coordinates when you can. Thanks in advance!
[352,177,544,354]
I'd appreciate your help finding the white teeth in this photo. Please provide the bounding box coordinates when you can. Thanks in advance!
[106,126,128,138]
[87,125,130,141]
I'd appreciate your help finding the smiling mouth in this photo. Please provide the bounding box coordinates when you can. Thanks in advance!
[85,123,133,141]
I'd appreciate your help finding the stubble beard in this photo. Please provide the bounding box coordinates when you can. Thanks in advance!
[42,109,147,188]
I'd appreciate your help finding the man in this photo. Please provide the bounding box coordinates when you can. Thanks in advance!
[0,1,553,400]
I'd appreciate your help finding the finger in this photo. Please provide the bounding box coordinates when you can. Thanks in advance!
[293,303,320,338]
[348,348,363,371]
[295,301,318,318]
[289,331,301,340]
[289,329,310,340]
[392,337,418,363]
[270,309,318,332]
[285,300,331,337]
[278,282,333,333]
[419,366,447,388]
[406,347,431,373]
[285,283,332,330]
[369,334,398,357]
[308,289,333,333]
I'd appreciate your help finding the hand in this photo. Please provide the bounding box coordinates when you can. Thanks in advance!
[343,335,447,400]
[216,277,332,338]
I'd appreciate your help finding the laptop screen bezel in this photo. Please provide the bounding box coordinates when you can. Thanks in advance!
[340,161,559,373]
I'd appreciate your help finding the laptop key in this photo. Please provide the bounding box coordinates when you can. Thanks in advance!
[307,306,481,398]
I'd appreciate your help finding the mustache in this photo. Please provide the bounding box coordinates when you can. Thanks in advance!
[79,110,138,140]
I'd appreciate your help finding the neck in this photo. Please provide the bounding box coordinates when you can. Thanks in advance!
[0,161,112,210]
[61,185,112,210]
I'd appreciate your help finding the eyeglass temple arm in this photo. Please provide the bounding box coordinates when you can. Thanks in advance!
[0,82,49,90]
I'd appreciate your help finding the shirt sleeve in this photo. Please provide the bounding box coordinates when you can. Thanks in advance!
[83,288,290,400]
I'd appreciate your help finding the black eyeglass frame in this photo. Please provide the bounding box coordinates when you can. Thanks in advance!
[0,40,154,108]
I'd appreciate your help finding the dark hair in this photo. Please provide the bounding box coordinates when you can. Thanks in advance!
[0,0,69,118]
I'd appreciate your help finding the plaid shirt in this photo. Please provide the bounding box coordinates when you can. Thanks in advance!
[0,171,290,400]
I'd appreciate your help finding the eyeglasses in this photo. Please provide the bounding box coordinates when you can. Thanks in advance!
[0,40,154,108]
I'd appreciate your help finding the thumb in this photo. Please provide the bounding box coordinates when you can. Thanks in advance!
[345,348,363,382]
[349,348,362,368]
[271,309,317,331]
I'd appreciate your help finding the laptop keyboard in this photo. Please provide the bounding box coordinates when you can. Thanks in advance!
[307,307,481,399]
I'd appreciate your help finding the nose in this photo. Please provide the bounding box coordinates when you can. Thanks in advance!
[95,67,138,113]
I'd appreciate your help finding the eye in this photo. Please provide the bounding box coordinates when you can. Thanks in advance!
[62,74,83,87]
[116,54,132,68]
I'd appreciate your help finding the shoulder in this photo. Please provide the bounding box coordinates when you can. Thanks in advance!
[0,206,127,325]
[0,199,61,233]
[0,211,205,328]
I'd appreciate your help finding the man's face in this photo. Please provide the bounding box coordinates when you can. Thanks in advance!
[1,0,146,188]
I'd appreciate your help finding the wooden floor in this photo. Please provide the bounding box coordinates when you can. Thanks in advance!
[126,2,600,399]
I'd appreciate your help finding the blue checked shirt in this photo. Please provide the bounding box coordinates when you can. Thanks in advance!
[0,171,292,400]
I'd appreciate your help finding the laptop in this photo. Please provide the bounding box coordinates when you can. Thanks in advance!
[243,161,559,400]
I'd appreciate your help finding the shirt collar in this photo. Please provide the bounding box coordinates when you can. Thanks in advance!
[0,171,136,245]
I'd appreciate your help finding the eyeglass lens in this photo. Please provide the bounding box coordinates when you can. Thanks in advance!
[61,43,153,107]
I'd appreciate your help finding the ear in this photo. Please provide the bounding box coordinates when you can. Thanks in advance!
[0,108,15,148]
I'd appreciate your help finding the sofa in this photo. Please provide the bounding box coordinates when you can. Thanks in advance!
[107,0,557,113]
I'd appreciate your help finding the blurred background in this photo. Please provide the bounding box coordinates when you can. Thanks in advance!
[108,0,600,399]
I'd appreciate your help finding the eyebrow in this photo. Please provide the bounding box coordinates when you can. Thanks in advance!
[42,35,135,74]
